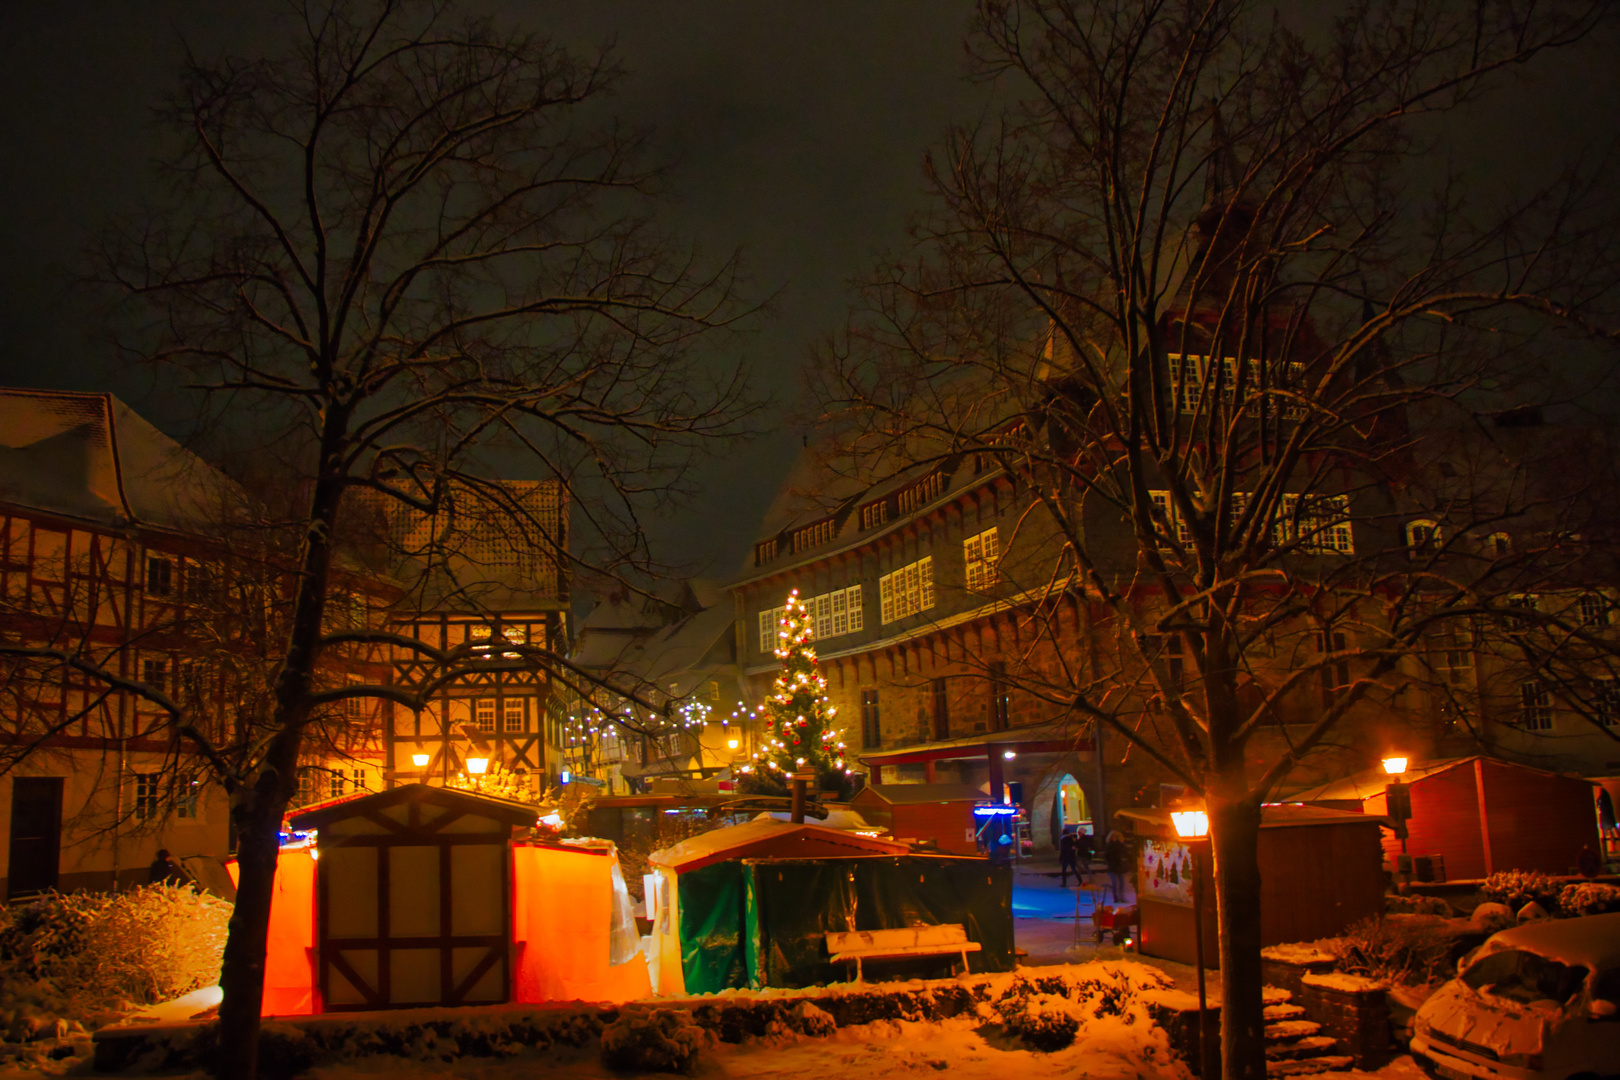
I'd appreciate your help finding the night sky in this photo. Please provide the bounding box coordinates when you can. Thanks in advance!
[1,3,1615,578]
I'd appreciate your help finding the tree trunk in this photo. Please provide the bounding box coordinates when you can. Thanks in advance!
[214,785,285,1077]
[213,442,348,1077]
[1210,788,1267,1080]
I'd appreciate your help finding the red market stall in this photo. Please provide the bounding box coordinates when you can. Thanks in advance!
[850,783,985,854]
[237,784,649,1016]
[1289,756,1602,881]
[1117,805,1385,967]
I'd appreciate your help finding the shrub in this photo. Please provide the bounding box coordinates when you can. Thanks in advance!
[1338,915,1471,986]
[1385,894,1451,916]
[1558,882,1620,917]
[996,993,1083,1051]
[600,1007,713,1074]
[0,884,230,1030]
[1481,870,1560,912]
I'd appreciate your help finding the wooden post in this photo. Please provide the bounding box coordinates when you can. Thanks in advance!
[791,771,814,824]
[1474,758,1495,877]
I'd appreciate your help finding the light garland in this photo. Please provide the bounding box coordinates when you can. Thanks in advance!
[740,589,852,796]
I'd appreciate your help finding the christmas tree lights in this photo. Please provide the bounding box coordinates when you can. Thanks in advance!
[738,590,852,798]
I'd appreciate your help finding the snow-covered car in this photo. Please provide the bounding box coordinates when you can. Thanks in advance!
[1410,911,1620,1080]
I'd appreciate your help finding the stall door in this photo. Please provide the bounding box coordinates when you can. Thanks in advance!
[319,821,510,1010]
[7,778,63,899]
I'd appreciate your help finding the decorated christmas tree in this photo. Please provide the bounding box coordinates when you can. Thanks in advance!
[738,589,852,799]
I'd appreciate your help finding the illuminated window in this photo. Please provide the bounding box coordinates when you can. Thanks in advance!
[758,606,787,653]
[502,698,526,734]
[879,556,934,624]
[475,698,497,732]
[964,527,1000,592]
[809,585,863,640]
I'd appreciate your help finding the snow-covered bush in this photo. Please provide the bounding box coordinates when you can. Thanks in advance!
[997,993,1084,1050]
[1557,882,1620,917]
[0,884,230,1031]
[789,1001,835,1038]
[1385,893,1451,916]
[1338,915,1466,986]
[1481,870,1560,912]
[600,1006,713,1073]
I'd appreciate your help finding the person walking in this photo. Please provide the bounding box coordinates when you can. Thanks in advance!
[147,848,185,886]
[1103,830,1130,904]
[1058,830,1079,887]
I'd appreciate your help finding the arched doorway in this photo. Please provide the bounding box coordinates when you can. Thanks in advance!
[1047,773,1088,847]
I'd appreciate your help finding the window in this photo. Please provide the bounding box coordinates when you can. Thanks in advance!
[183,561,211,600]
[142,658,167,693]
[134,773,159,820]
[1280,495,1354,554]
[790,518,837,554]
[860,689,881,749]
[145,555,173,596]
[753,539,778,566]
[989,662,1010,732]
[758,606,787,653]
[931,677,950,741]
[502,698,526,734]
[1148,491,1192,545]
[879,555,934,624]
[176,775,200,819]
[1406,519,1441,557]
[1167,354,1305,419]
[1580,592,1611,627]
[1318,631,1349,704]
[1519,681,1553,731]
[295,769,317,805]
[809,585,864,641]
[1484,532,1512,558]
[475,698,497,732]
[1594,680,1619,728]
[1431,632,1473,684]
[860,501,890,530]
[897,472,946,515]
[964,527,1000,592]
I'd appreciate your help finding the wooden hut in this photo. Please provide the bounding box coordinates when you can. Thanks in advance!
[1117,805,1385,967]
[851,783,985,855]
[1289,756,1601,881]
[250,784,649,1015]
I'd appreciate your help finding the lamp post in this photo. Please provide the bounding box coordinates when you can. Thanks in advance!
[1172,808,1213,1079]
[1382,756,1412,883]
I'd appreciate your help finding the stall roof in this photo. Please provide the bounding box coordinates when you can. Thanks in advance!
[1285,756,1598,805]
[288,782,540,830]
[1115,804,1382,839]
[649,817,909,874]
[855,783,987,806]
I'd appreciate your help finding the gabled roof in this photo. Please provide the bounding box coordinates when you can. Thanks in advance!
[854,783,987,806]
[1285,756,1597,805]
[288,781,539,831]
[649,816,908,874]
[0,387,241,534]
[1115,803,1380,839]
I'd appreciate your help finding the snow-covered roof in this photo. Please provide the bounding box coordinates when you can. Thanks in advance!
[649,816,908,873]
[1115,803,1379,838]
[855,783,987,806]
[0,387,241,534]
[1286,756,1597,804]
[1476,911,1620,971]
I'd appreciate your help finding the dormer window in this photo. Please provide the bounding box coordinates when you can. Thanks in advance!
[1405,520,1441,557]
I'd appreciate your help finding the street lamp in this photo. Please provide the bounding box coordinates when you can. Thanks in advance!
[466,757,489,775]
[1173,808,1213,1079]
[411,752,431,769]
[1382,755,1413,881]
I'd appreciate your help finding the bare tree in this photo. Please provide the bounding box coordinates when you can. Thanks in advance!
[83,1,758,1072]
[815,2,1616,1076]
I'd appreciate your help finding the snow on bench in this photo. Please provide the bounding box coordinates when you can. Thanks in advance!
[825,924,982,982]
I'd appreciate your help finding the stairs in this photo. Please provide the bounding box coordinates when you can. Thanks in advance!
[1261,989,1354,1077]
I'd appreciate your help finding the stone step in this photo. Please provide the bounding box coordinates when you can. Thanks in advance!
[1263,1003,1308,1022]
[1264,1019,1323,1043]
[1262,986,1293,1005]
[1265,1036,1340,1061]
[1267,1055,1355,1076]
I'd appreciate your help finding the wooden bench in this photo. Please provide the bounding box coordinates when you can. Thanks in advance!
[825,924,982,983]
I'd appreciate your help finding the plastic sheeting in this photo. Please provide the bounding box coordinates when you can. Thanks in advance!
[225,849,317,1016]
[511,843,651,1004]
[607,859,640,966]
[658,854,1014,994]
[674,861,749,995]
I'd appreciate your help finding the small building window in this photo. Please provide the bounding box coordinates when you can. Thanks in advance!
[1317,631,1349,704]
[879,556,934,624]
[758,606,787,653]
[142,659,167,693]
[1483,532,1512,558]
[502,698,526,734]
[931,677,950,742]
[475,698,497,732]
[1405,520,1441,557]
[989,662,1010,732]
[964,527,1000,592]
[145,556,174,596]
[1519,681,1553,731]
[1594,680,1619,728]
[1579,592,1610,627]
[134,773,160,820]
[860,689,880,749]
[176,775,200,819]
